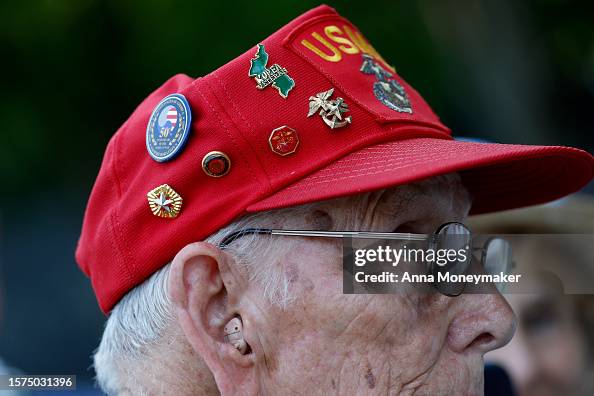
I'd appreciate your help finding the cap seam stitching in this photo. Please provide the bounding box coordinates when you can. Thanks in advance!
[195,80,264,191]
[111,132,124,199]
[279,151,585,191]
[211,71,275,185]
[108,118,135,307]
[252,154,580,211]
[108,210,134,311]
[112,207,135,281]
[283,13,348,46]
[106,128,135,312]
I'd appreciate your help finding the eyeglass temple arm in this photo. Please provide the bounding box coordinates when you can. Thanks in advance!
[270,229,430,241]
[219,228,272,248]
[219,228,431,248]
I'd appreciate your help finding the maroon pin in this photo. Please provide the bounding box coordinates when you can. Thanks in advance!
[269,126,299,156]
[202,151,231,177]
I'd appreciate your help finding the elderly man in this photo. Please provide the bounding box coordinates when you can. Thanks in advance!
[76,5,594,395]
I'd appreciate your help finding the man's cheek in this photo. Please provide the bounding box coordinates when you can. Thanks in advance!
[326,297,418,345]
[417,353,484,396]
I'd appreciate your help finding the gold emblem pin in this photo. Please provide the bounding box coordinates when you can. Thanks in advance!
[307,88,352,129]
[147,184,183,218]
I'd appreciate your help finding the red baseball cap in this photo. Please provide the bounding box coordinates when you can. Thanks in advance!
[76,4,594,313]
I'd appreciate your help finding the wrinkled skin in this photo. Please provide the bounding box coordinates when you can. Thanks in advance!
[169,177,516,395]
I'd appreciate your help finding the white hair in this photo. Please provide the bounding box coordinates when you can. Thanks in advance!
[93,205,313,395]
[93,174,468,395]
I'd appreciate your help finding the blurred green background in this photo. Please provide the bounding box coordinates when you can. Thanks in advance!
[0,0,593,387]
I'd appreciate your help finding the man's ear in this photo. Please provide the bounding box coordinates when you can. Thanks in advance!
[168,242,259,396]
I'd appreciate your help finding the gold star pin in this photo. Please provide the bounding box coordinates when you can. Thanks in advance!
[147,184,182,218]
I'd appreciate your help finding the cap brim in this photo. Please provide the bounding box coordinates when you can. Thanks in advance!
[247,137,594,215]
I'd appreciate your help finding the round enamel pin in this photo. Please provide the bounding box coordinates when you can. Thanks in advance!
[146,94,192,162]
[202,151,231,177]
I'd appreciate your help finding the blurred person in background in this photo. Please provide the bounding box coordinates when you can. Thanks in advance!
[471,195,594,396]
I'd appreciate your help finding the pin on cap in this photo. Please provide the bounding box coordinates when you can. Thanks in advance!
[248,44,295,98]
[360,54,412,114]
[202,151,231,177]
[146,94,192,162]
[147,184,183,218]
[269,126,299,156]
[307,88,352,129]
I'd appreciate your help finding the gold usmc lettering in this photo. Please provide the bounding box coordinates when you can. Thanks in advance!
[300,24,392,70]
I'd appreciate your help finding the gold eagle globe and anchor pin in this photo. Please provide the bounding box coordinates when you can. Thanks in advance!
[307,88,352,129]
[147,184,183,218]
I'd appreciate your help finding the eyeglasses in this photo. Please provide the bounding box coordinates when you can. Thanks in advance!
[219,222,512,296]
